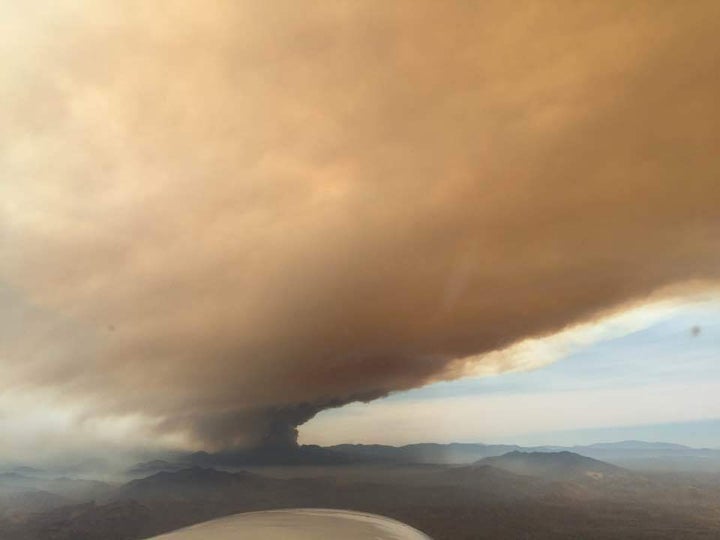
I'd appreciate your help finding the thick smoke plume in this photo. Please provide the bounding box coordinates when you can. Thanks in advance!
[2,1,720,450]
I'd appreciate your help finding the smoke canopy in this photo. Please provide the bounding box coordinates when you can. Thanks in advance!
[1,1,720,450]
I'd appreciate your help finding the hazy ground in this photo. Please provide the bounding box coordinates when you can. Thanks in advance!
[1,443,720,539]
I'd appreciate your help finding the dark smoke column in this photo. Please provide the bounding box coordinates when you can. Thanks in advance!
[259,405,322,449]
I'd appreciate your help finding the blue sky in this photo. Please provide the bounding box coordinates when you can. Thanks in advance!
[392,300,720,399]
[302,298,720,447]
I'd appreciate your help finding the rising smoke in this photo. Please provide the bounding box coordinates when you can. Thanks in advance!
[1,1,720,450]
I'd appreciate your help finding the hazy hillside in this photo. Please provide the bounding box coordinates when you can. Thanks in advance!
[0,452,719,539]
[2,443,720,539]
[476,451,625,481]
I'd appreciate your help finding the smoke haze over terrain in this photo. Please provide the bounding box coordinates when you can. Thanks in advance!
[2,1,720,453]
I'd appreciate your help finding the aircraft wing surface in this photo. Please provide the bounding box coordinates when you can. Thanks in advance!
[148,508,432,539]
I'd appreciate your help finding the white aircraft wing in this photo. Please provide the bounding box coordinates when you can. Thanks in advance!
[147,508,432,539]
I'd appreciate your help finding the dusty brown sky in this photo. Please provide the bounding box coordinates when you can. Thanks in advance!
[1,1,719,450]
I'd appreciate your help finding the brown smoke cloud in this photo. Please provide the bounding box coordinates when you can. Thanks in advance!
[1,1,720,450]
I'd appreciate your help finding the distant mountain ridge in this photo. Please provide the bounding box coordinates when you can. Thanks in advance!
[117,440,720,477]
[325,441,720,471]
[582,440,693,450]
